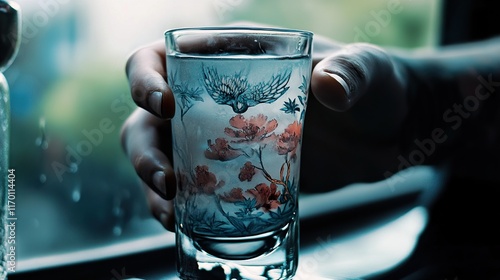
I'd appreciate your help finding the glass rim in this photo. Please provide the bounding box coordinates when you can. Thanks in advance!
[164,26,313,38]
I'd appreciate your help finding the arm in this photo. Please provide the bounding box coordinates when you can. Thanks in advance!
[392,37,500,172]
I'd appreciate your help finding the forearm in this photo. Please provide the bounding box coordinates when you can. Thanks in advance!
[405,36,500,96]
[396,37,500,170]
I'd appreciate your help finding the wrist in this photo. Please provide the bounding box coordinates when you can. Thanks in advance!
[396,53,463,166]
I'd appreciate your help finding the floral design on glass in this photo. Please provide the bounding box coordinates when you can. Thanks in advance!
[202,65,292,113]
[168,70,203,120]
[177,114,302,236]
[169,65,307,236]
[281,75,309,121]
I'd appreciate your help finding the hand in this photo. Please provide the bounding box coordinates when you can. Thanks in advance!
[121,32,412,231]
[304,41,409,192]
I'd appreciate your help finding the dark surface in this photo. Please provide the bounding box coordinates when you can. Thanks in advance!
[8,246,177,280]
[10,175,500,280]
[380,0,500,278]
[9,189,422,280]
[441,0,500,45]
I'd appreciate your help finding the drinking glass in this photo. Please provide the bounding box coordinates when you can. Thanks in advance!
[165,27,313,279]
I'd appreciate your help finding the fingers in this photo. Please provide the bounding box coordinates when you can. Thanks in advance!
[126,40,175,119]
[311,43,393,112]
[144,182,175,231]
[121,109,176,201]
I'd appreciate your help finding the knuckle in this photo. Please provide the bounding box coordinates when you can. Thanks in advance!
[133,152,148,175]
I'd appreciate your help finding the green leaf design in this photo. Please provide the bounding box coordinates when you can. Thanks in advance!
[299,75,308,94]
[269,211,281,219]
[226,216,247,233]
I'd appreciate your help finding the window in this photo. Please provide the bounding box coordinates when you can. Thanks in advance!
[6,0,441,273]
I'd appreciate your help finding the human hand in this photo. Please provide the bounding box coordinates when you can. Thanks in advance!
[303,40,409,192]
[121,40,176,230]
[121,30,412,231]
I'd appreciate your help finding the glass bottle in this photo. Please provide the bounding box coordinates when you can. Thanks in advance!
[0,1,20,279]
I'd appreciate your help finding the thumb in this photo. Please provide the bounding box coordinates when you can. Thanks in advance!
[311,43,393,112]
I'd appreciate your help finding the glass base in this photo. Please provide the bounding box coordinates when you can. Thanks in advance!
[176,219,299,280]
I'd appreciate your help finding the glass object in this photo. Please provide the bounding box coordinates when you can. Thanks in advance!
[0,1,20,279]
[165,27,313,279]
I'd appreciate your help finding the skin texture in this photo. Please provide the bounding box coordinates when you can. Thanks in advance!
[121,27,500,231]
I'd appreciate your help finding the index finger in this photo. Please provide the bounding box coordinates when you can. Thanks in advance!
[126,40,175,119]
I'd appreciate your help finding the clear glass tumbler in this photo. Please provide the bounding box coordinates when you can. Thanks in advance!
[165,27,313,279]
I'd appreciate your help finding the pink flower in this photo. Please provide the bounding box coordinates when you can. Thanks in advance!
[239,161,256,182]
[224,114,278,143]
[219,187,245,202]
[194,165,225,194]
[204,138,242,161]
[246,183,281,212]
[276,121,301,158]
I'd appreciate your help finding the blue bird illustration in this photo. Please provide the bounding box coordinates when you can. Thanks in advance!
[202,66,292,113]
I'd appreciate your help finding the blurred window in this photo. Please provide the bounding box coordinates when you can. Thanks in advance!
[6,0,441,266]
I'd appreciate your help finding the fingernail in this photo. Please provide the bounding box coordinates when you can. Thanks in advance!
[153,171,168,199]
[148,91,163,116]
[325,72,351,99]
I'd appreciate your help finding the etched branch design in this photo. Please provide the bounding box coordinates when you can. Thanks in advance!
[168,70,204,120]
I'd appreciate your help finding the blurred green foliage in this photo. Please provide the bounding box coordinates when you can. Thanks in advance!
[222,0,441,48]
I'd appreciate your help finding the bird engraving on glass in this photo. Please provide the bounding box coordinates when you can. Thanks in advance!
[202,65,292,113]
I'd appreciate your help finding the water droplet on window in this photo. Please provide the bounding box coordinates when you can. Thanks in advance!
[72,188,81,202]
[39,173,47,184]
[69,162,78,173]
[112,206,122,216]
[112,225,122,236]
[34,137,48,149]
[35,117,48,149]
